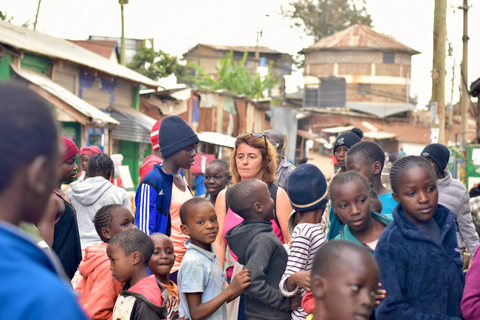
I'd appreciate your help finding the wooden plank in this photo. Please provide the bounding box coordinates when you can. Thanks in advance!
[216,95,223,133]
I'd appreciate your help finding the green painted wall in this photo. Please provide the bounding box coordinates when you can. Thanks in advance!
[0,52,13,80]
[21,53,50,75]
[132,85,140,110]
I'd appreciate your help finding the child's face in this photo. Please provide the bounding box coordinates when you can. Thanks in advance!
[59,154,78,183]
[334,146,348,169]
[106,207,137,240]
[316,251,379,320]
[149,234,175,278]
[80,154,90,172]
[346,154,375,184]
[332,178,372,231]
[181,202,219,251]
[204,164,229,197]
[170,144,197,169]
[107,243,134,283]
[256,182,275,221]
[393,166,438,224]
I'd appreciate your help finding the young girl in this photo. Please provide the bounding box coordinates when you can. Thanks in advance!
[331,171,391,253]
[135,115,199,284]
[38,136,82,279]
[375,156,464,319]
[204,159,230,207]
[75,204,137,320]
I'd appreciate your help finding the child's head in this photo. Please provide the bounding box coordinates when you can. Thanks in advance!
[107,229,154,283]
[0,82,60,225]
[204,159,230,198]
[180,198,219,250]
[227,179,274,222]
[311,240,379,320]
[390,156,438,224]
[346,141,385,184]
[87,153,114,180]
[421,143,449,178]
[79,146,102,173]
[330,171,372,230]
[148,233,175,279]
[287,164,328,217]
[158,115,199,169]
[94,204,137,243]
[369,188,383,213]
[59,136,79,184]
[333,130,362,170]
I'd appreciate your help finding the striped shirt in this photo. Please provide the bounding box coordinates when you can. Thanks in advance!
[279,223,326,320]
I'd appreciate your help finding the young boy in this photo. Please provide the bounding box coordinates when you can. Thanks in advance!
[346,141,398,216]
[0,82,87,319]
[225,179,302,319]
[308,240,380,320]
[108,229,168,320]
[421,143,479,260]
[178,198,251,320]
[149,233,184,320]
[281,164,328,320]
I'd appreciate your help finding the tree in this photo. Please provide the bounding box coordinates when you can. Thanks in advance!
[0,11,30,27]
[185,51,278,99]
[283,0,373,42]
[127,47,185,81]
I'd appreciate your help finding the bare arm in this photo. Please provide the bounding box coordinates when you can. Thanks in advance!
[213,189,227,270]
[37,194,61,247]
[184,269,250,320]
[276,187,292,244]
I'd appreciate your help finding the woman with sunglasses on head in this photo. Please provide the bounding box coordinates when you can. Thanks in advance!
[134,115,199,285]
[214,133,292,320]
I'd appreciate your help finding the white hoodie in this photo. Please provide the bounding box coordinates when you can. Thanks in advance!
[66,176,132,250]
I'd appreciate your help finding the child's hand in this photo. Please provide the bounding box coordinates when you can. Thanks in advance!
[228,269,251,295]
[291,293,302,310]
[290,271,311,291]
[375,282,387,305]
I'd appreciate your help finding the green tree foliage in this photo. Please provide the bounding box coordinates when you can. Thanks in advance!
[283,0,373,42]
[0,11,31,27]
[185,51,278,99]
[127,47,185,81]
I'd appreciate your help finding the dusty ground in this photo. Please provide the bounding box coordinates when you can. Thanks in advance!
[304,152,335,180]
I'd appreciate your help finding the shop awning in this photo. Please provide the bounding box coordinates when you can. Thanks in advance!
[197,132,236,148]
[363,131,396,140]
[12,64,118,128]
[110,105,157,144]
[322,125,354,133]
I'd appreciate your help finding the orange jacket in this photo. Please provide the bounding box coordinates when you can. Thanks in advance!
[75,243,122,320]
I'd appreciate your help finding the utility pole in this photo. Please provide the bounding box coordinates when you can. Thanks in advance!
[431,0,447,144]
[448,61,455,143]
[460,0,469,149]
[119,0,127,66]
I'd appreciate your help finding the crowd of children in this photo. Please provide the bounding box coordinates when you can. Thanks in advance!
[4,80,480,320]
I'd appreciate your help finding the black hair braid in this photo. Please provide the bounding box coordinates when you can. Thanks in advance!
[93,204,122,240]
[389,156,436,193]
[88,153,114,179]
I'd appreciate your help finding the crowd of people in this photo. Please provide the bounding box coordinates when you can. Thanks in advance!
[3,81,480,320]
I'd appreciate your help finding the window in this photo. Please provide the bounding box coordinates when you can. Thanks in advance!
[383,52,395,64]
[357,84,371,97]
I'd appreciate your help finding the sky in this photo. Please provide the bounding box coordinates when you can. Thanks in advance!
[1,0,479,108]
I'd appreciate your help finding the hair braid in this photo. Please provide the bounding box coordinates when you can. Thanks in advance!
[389,156,436,193]
[93,204,122,241]
[88,153,115,179]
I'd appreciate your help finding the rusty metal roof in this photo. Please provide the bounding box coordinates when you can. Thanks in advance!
[68,39,117,59]
[0,21,160,88]
[299,24,420,55]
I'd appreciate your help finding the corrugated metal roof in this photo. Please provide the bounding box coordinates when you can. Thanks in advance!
[0,21,159,88]
[110,105,156,144]
[185,43,283,56]
[197,132,236,148]
[12,64,119,127]
[300,24,420,55]
[68,39,117,59]
[346,101,415,118]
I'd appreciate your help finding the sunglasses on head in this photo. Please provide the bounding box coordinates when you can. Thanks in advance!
[239,133,268,151]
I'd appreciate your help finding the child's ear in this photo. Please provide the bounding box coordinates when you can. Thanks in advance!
[101,228,112,241]
[312,275,327,299]
[372,161,382,175]
[180,224,190,236]
[253,201,263,213]
[131,252,141,265]
[392,192,400,203]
